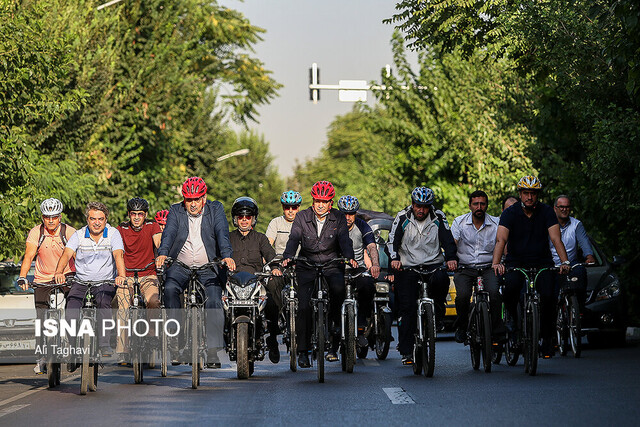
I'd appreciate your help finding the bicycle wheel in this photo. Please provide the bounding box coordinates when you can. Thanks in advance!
[423,303,436,378]
[479,301,492,373]
[80,333,91,395]
[191,307,201,388]
[289,301,297,372]
[469,306,480,371]
[569,295,582,358]
[131,310,143,384]
[375,311,391,360]
[46,334,60,388]
[236,322,250,380]
[316,301,325,383]
[505,310,520,366]
[161,309,168,377]
[345,304,356,373]
[89,362,98,392]
[524,300,539,376]
[556,299,568,356]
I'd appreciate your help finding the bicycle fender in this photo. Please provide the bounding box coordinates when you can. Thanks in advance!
[232,315,253,325]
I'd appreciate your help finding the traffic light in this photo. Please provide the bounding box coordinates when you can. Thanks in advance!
[309,63,320,103]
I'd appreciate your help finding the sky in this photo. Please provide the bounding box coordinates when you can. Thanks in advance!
[225,0,409,177]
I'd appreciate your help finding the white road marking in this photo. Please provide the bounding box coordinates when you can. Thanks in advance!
[383,387,415,404]
[362,358,380,367]
[0,404,30,418]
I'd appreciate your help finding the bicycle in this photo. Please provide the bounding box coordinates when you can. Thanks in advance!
[125,261,156,384]
[505,266,559,376]
[278,263,298,372]
[457,266,493,373]
[289,256,348,383]
[404,265,446,378]
[556,263,590,358]
[164,257,225,389]
[491,280,519,367]
[32,282,68,388]
[342,267,370,373]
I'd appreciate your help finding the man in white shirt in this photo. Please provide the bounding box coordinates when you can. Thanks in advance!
[451,190,504,344]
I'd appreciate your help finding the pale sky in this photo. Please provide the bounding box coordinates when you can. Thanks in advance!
[225,0,405,177]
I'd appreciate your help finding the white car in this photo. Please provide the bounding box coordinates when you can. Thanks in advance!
[0,262,37,362]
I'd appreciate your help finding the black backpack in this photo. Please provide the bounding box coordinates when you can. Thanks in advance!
[36,223,68,252]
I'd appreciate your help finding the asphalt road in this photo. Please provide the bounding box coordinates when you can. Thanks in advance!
[1,332,639,426]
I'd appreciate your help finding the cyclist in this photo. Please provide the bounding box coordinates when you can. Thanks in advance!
[492,176,570,358]
[282,181,357,368]
[115,197,162,365]
[387,187,458,365]
[18,198,76,374]
[266,190,302,256]
[155,209,169,232]
[337,195,380,346]
[228,196,282,364]
[155,177,235,368]
[55,202,126,369]
[451,190,503,344]
[550,195,596,307]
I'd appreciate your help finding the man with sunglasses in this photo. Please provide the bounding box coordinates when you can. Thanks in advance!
[155,176,236,368]
[18,198,76,374]
[114,197,162,365]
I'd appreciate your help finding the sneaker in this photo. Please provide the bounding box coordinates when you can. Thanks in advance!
[401,354,414,365]
[325,351,338,362]
[436,319,445,332]
[206,348,221,369]
[357,334,368,348]
[33,359,46,375]
[298,352,311,368]
[455,328,466,344]
[540,338,555,359]
[267,341,280,364]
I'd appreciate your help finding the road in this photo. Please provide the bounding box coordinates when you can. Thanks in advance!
[1,332,639,426]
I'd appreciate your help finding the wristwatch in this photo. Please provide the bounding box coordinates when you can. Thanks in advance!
[561,260,571,266]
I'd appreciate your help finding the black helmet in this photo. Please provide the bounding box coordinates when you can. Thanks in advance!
[127,197,149,212]
[231,196,259,227]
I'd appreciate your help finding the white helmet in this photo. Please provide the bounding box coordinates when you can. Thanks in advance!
[40,198,63,216]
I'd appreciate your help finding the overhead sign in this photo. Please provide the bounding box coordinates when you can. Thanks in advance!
[338,80,368,102]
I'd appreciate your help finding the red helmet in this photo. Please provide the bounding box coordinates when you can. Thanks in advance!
[155,209,169,225]
[181,176,207,198]
[310,180,335,201]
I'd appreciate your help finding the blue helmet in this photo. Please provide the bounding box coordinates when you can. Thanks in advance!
[411,187,434,206]
[280,190,302,205]
[337,195,360,214]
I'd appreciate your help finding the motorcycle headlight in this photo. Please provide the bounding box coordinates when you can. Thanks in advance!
[231,282,260,300]
[595,279,621,301]
[375,282,390,293]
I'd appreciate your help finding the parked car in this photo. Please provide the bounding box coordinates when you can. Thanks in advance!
[0,261,38,362]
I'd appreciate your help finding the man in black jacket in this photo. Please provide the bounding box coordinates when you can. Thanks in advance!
[283,181,357,368]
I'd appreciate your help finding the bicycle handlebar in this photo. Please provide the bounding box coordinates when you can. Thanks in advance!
[68,278,115,288]
[125,261,156,273]
[344,267,371,281]
[164,257,226,272]
[287,256,349,269]
[404,265,447,276]
[456,265,493,274]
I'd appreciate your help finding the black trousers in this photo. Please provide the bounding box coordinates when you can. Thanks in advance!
[395,267,449,355]
[264,276,284,345]
[296,269,344,352]
[354,275,375,328]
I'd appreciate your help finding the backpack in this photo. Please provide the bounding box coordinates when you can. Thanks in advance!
[37,223,68,252]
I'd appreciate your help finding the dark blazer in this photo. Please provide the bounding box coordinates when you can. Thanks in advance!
[158,200,233,261]
[283,207,354,269]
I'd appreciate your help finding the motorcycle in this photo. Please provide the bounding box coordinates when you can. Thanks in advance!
[222,270,268,379]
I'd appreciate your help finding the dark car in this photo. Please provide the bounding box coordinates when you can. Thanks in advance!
[582,239,627,345]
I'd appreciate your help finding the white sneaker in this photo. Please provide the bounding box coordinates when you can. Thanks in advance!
[33,359,46,375]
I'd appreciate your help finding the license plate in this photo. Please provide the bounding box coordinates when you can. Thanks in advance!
[0,339,36,350]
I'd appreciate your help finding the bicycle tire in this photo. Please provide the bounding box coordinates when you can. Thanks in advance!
[505,310,520,366]
[133,348,143,384]
[525,300,539,376]
[469,305,480,371]
[191,307,201,388]
[160,309,168,377]
[345,304,356,373]
[423,303,436,378]
[236,322,250,380]
[375,311,391,360]
[289,301,297,372]
[569,295,582,358]
[131,310,143,384]
[80,334,91,395]
[316,300,325,383]
[556,300,568,356]
[479,301,492,373]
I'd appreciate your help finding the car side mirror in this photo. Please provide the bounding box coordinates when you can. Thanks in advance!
[611,256,626,267]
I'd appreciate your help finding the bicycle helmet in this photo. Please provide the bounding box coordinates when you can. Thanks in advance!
[155,209,169,225]
[181,176,207,198]
[310,181,335,201]
[40,198,63,216]
[411,187,434,205]
[231,196,259,227]
[127,197,149,212]
[337,195,360,214]
[516,175,542,191]
[280,190,303,206]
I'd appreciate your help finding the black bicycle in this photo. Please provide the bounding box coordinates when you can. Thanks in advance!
[458,266,493,373]
[404,265,446,378]
[32,282,68,388]
[342,267,370,373]
[279,263,298,372]
[491,280,519,367]
[556,263,589,358]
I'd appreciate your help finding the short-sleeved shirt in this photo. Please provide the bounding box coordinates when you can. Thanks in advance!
[265,215,294,256]
[348,218,376,268]
[499,202,558,266]
[229,229,276,274]
[26,223,76,283]
[451,212,499,266]
[66,224,124,281]
[117,221,161,277]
